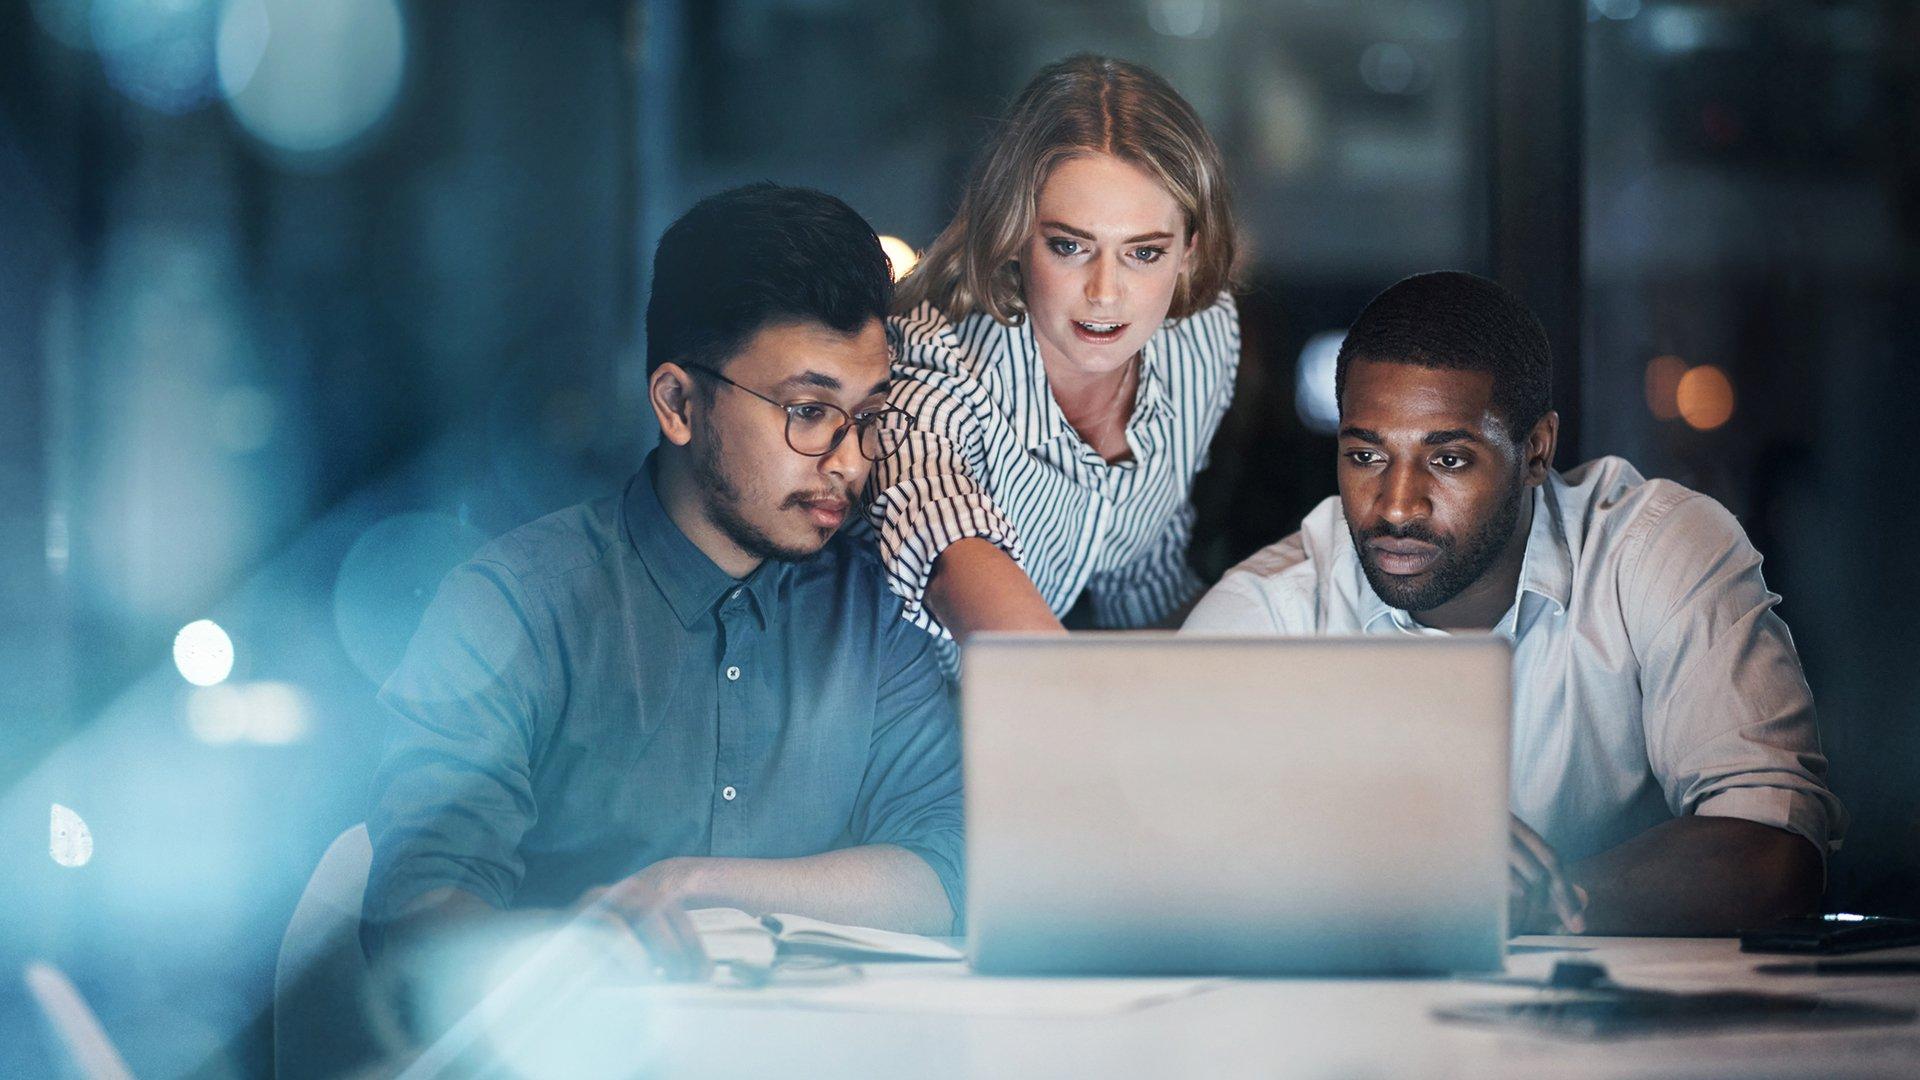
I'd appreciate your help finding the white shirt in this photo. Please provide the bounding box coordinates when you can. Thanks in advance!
[867,293,1240,648]
[1183,455,1845,864]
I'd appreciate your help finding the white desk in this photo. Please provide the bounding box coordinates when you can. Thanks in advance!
[516,938,1920,1080]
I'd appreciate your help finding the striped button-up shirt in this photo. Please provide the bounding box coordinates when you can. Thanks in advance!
[1183,456,1845,865]
[866,294,1240,655]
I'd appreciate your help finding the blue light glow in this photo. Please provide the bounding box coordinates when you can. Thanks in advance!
[1294,330,1345,436]
[91,0,224,115]
[217,0,407,161]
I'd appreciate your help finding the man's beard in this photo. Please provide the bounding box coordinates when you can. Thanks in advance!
[1351,476,1523,615]
[692,414,844,565]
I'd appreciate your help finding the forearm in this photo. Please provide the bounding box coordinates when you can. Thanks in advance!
[650,843,955,936]
[924,538,1064,639]
[1570,816,1823,935]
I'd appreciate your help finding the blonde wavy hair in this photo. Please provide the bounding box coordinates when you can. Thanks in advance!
[895,54,1236,325]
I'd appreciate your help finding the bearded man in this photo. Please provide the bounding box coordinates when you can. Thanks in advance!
[362,185,962,978]
[1185,271,1842,936]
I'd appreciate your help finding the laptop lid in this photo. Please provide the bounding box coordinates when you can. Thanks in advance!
[963,633,1510,975]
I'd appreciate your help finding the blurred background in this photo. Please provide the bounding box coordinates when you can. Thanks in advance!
[1,0,1915,1075]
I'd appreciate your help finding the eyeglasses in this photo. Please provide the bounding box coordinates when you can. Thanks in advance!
[683,364,912,462]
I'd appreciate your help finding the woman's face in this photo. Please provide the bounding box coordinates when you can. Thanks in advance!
[1020,152,1195,379]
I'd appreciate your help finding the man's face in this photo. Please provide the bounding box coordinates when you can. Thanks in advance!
[1337,359,1532,615]
[689,318,891,564]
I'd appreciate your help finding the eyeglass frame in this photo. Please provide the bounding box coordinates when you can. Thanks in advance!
[680,363,913,462]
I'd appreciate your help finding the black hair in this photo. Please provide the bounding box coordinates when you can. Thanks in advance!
[645,182,892,374]
[1334,271,1553,440]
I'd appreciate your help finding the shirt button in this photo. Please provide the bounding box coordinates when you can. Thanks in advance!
[722,786,737,801]
[725,665,741,681]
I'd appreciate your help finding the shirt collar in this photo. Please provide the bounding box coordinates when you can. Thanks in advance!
[1006,318,1071,451]
[1133,333,1171,422]
[623,454,784,630]
[1357,476,1574,635]
[1515,476,1574,615]
[1005,316,1170,451]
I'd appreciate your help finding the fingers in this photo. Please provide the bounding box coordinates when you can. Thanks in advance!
[652,901,715,982]
[1508,832,1553,895]
[589,880,712,982]
[1508,817,1587,935]
[1508,866,1536,933]
[576,907,660,982]
[1509,864,1533,905]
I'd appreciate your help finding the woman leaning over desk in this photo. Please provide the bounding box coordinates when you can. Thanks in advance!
[868,54,1241,665]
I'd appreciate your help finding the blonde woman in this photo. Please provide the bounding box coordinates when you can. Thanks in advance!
[868,54,1239,662]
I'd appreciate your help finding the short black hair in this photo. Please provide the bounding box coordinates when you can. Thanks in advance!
[1334,271,1553,440]
[645,182,892,374]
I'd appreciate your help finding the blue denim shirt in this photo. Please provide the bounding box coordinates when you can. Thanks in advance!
[363,458,963,950]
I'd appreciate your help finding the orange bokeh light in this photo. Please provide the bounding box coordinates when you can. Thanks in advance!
[1644,355,1687,420]
[1676,365,1735,431]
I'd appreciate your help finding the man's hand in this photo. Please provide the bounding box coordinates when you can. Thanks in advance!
[575,868,712,982]
[1508,815,1588,935]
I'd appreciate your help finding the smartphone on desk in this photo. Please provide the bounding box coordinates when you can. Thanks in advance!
[1740,913,1920,955]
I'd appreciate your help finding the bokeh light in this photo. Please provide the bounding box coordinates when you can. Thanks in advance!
[50,804,95,868]
[1147,0,1221,40]
[212,0,268,92]
[1359,42,1429,96]
[217,0,407,161]
[243,682,312,744]
[334,513,489,687]
[1591,0,1643,21]
[87,0,223,115]
[186,681,312,745]
[29,0,94,50]
[186,685,248,744]
[1643,354,1686,420]
[1294,330,1346,435]
[173,619,236,686]
[877,235,919,282]
[1676,364,1736,431]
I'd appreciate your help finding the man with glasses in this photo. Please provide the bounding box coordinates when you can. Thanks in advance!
[363,184,959,986]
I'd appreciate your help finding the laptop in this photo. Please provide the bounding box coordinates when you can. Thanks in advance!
[961,633,1510,976]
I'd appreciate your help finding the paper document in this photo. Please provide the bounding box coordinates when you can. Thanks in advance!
[688,908,963,969]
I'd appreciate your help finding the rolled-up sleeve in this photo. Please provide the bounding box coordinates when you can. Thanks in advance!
[1627,493,1846,858]
[848,608,965,930]
[866,310,1022,638]
[361,560,555,954]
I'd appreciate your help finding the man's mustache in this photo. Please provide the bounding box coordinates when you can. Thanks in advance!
[781,486,858,511]
[1356,520,1448,546]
